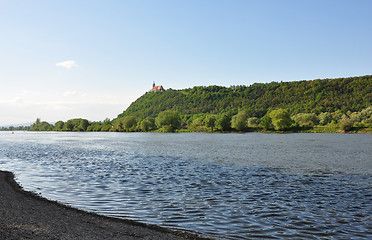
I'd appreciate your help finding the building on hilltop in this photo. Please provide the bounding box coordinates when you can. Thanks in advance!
[150,82,165,92]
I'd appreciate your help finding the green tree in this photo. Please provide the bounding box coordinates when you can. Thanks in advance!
[63,121,73,131]
[204,115,216,131]
[87,122,101,131]
[30,118,53,131]
[54,121,65,131]
[259,114,273,130]
[292,113,318,127]
[216,113,231,131]
[140,118,155,131]
[231,111,248,131]
[123,116,137,132]
[191,117,204,128]
[332,110,343,122]
[318,112,332,125]
[100,118,112,131]
[78,119,90,131]
[39,121,53,131]
[62,118,90,131]
[155,110,181,132]
[269,109,292,130]
[247,117,258,127]
[339,114,354,131]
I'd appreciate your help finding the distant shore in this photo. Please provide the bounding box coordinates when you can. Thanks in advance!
[0,171,208,240]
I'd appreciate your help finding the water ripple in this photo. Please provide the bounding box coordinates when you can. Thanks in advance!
[0,132,371,239]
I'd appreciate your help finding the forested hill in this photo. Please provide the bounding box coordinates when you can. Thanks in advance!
[118,75,372,120]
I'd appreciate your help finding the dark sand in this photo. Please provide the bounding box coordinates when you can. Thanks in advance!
[0,171,209,240]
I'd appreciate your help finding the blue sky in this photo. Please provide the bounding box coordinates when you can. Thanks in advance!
[0,0,371,125]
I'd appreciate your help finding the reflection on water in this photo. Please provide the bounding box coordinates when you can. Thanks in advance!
[1,132,371,239]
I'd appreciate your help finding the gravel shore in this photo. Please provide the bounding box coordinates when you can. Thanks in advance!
[0,171,208,240]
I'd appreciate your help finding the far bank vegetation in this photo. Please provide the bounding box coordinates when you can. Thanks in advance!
[22,75,372,133]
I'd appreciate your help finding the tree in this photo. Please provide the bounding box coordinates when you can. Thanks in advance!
[269,109,292,130]
[231,111,248,131]
[54,121,65,131]
[216,113,231,131]
[101,118,112,131]
[191,117,204,128]
[247,117,258,127]
[123,116,137,132]
[63,121,73,131]
[39,121,53,131]
[318,112,332,125]
[155,110,181,132]
[30,118,53,131]
[292,113,318,127]
[204,115,216,131]
[339,114,354,131]
[259,114,273,130]
[140,118,155,131]
[87,122,101,131]
[78,119,90,131]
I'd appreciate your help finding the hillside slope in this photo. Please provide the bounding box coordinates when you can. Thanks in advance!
[118,75,372,120]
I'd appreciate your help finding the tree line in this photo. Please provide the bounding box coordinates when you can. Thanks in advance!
[26,106,372,133]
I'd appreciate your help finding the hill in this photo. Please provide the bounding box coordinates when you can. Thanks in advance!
[118,75,372,120]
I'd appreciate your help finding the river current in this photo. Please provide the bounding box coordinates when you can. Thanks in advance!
[0,132,371,239]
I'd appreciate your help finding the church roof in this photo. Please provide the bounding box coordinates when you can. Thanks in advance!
[151,85,163,91]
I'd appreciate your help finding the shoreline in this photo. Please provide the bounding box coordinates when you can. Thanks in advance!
[0,171,210,240]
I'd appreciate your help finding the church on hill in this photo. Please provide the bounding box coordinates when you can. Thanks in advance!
[150,82,165,92]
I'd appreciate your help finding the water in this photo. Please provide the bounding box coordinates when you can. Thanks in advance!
[0,132,371,239]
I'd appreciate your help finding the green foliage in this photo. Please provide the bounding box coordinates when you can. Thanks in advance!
[139,118,155,131]
[231,111,248,131]
[118,75,372,121]
[53,121,64,131]
[30,118,53,131]
[292,113,318,127]
[123,116,137,131]
[247,117,258,127]
[0,125,30,131]
[269,109,292,130]
[216,113,231,131]
[204,115,216,131]
[63,118,90,131]
[318,112,332,125]
[114,116,137,132]
[27,75,372,133]
[87,122,102,131]
[100,124,112,132]
[339,115,354,131]
[155,110,181,132]
[259,115,273,130]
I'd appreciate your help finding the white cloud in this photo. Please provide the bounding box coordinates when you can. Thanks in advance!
[56,60,78,69]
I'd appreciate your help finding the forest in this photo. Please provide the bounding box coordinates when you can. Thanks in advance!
[3,75,371,133]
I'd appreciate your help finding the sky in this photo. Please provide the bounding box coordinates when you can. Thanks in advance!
[0,0,371,126]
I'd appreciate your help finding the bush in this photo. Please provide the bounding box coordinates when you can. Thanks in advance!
[216,113,231,131]
[318,112,332,125]
[247,117,258,127]
[339,115,354,131]
[292,113,318,127]
[155,110,181,132]
[231,111,248,131]
[204,115,216,131]
[269,109,292,130]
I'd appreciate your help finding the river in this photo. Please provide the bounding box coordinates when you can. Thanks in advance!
[0,132,371,239]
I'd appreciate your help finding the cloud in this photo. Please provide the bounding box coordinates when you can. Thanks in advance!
[56,60,78,69]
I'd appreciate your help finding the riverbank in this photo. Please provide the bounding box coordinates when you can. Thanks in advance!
[0,171,208,240]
